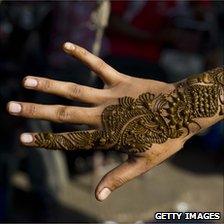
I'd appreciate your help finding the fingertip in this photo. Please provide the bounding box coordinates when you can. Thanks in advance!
[95,187,111,202]
[7,101,22,114]
[23,76,38,88]
[63,42,75,53]
[20,133,34,144]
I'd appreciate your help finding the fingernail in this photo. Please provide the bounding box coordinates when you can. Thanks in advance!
[20,133,33,143]
[8,102,22,113]
[98,188,111,201]
[64,42,74,50]
[24,78,38,87]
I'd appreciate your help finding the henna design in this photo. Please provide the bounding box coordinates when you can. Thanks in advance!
[34,67,224,153]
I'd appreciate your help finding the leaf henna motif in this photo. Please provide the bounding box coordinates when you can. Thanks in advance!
[34,67,224,153]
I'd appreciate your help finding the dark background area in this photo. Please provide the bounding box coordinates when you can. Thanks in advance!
[0,1,223,223]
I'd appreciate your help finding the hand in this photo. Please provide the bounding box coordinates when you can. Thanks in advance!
[7,42,223,201]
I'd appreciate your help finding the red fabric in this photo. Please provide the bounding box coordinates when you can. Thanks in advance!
[108,1,176,62]
[111,1,128,16]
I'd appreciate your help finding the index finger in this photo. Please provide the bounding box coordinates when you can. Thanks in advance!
[63,42,122,85]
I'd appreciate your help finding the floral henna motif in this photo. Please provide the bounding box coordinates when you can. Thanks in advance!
[34,67,224,153]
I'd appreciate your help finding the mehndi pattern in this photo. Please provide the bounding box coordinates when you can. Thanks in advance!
[34,67,224,153]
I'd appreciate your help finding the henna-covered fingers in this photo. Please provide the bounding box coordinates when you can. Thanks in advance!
[7,102,100,126]
[20,130,106,151]
[7,64,224,202]
[63,42,123,85]
[16,67,224,154]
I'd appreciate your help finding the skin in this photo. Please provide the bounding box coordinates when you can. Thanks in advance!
[7,42,223,201]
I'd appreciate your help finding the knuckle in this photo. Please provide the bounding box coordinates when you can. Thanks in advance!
[75,46,87,56]
[56,106,70,122]
[42,79,51,90]
[68,84,82,99]
[26,104,36,116]
[84,108,100,126]
[92,107,102,124]
[96,59,106,72]
[94,113,102,124]
[80,47,88,56]
[109,174,127,189]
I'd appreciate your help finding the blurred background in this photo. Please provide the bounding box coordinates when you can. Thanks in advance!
[0,0,223,223]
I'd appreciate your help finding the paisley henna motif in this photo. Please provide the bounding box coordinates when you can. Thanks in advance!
[34,67,224,153]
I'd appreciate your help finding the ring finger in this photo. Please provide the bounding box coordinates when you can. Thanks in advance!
[7,102,101,126]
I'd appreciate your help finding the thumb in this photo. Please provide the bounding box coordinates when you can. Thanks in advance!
[95,156,148,201]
